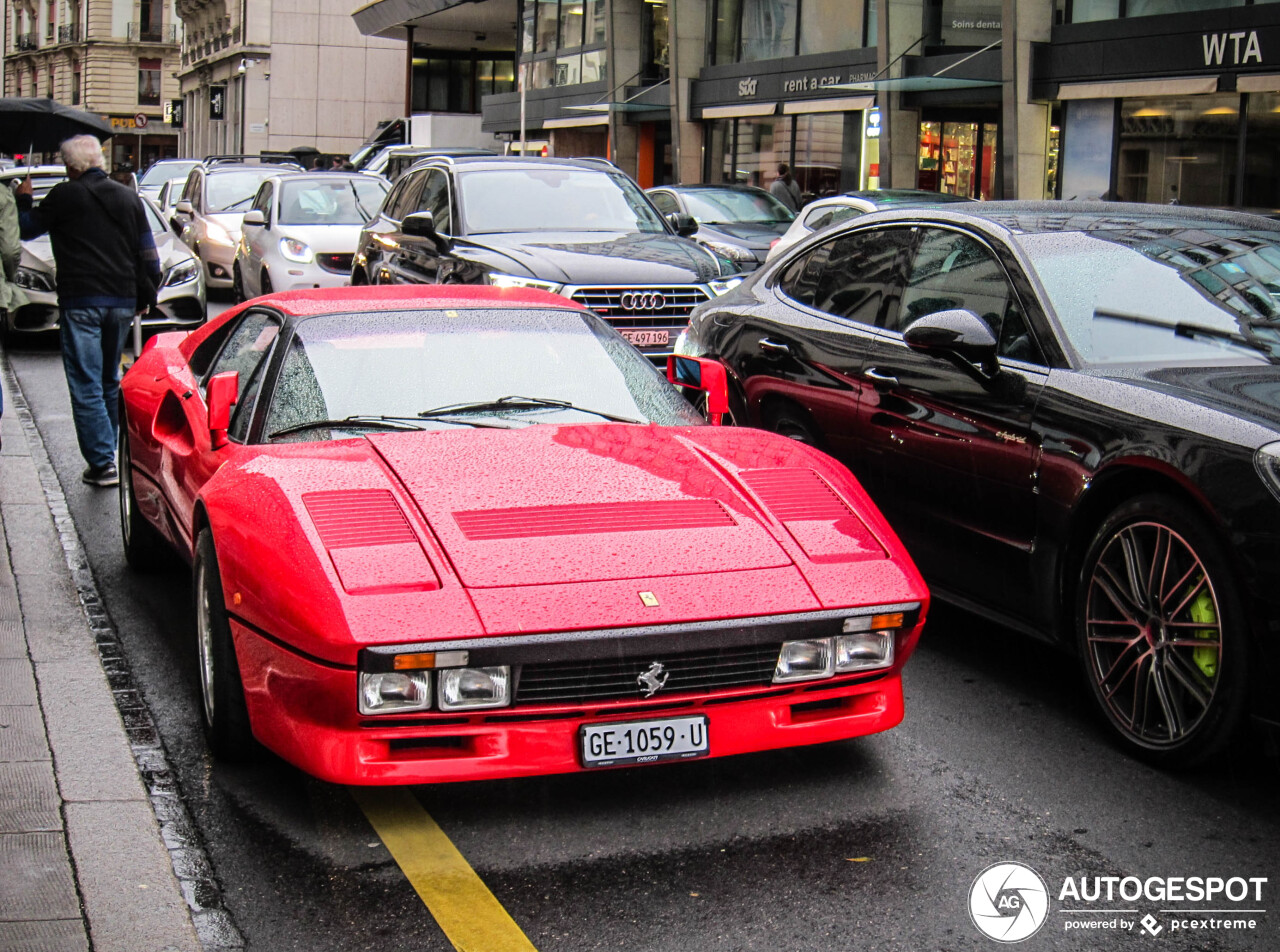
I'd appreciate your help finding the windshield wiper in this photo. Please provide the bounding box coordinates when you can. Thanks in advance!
[350,181,372,222]
[418,395,643,424]
[1094,308,1280,361]
[216,196,254,212]
[268,416,426,439]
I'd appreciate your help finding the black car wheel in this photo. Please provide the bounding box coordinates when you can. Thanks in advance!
[193,529,255,761]
[118,421,168,571]
[232,263,246,303]
[764,403,820,446]
[1075,493,1246,766]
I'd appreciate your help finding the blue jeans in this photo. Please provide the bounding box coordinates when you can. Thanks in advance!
[60,306,132,470]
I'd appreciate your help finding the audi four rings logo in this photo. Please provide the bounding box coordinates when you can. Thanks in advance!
[620,292,666,311]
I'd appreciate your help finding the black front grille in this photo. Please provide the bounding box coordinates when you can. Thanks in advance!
[516,643,780,705]
[569,286,710,320]
[317,253,353,275]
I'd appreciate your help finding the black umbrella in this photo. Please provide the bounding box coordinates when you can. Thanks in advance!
[0,97,114,154]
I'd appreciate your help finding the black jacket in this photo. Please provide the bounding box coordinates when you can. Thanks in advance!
[17,168,160,308]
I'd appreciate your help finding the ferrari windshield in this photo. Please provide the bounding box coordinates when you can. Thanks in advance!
[1021,227,1280,364]
[458,168,668,235]
[263,307,704,441]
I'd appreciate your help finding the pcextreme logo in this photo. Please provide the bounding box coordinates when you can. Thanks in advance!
[970,862,1268,942]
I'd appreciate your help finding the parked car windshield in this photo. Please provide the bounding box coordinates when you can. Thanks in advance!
[1021,227,1280,364]
[139,160,199,186]
[458,168,668,235]
[277,177,388,225]
[680,188,794,225]
[263,307,704,441]
[206,169,279,212]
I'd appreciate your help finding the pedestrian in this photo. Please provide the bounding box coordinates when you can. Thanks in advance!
[0,179,29,449]
[770,162,802,212]
[15,135,160,487]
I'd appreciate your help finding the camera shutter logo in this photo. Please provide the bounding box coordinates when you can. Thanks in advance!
[968,862,1049,943]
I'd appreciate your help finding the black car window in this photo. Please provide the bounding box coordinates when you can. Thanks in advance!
[808,227,914,327]
[649,191,679,215]
[776,243,830,309]
[206,310,282,441]
[416,169,452,234]
[390,171,427,222]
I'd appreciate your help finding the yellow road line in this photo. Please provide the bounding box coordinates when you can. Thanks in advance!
[351,787,539,952]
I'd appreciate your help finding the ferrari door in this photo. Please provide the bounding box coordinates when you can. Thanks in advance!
[155,310,282,548]
[855,226,1048,619]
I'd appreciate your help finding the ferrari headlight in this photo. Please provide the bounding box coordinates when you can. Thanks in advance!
[358,671,431,714]
[14,265,54,291]
[280,237,314,263]
[163,259,200,287]
[437,666,511,711]
[486,273,563,293]
[1255,442,1280,503]
[773,639,834,683]
[701,239,755,264]
[708,276,745,296]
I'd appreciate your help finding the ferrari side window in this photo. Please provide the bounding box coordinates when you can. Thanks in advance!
[206,312,282,442]
[811,227,914,328]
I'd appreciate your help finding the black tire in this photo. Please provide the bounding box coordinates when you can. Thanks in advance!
[1075,493,1247,767]
[763,403,820,446]
[193,529,255,761]
[231,262,246,303]
[350,267,368,286]
[118,422,169,571]
[260,270,274,295]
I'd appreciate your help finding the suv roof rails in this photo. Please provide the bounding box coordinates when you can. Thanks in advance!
[203,153,303,168]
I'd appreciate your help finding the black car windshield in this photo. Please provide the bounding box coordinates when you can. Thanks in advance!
[277,177,387,225]
[1020,228,1280,364]
[139,160,199,186]
[206,169,279,212]
[263,307,704,441]
[680,188,794,225]
[458,168,668,234]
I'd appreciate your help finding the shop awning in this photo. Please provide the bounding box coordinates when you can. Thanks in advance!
[544,115,609,129]
[1238,73,1280,93]
[1056,76,1219,100]
[782,96,875,115]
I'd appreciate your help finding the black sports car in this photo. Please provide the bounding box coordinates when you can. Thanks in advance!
[680,201,1280,766]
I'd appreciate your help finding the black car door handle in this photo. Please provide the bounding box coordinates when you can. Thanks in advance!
[758,337,791,356]
[864,367,899,391]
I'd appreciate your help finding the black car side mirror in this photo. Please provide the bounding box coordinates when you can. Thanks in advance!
[903,308,999,378]
[402,211,450,251]
[667,212,698,238]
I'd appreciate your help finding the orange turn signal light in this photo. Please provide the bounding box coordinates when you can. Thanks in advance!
[870,612,904,630]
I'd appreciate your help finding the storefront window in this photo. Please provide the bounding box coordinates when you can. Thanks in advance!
[644,0,671,80]
[917,120,999,198]
[741,0,798,62]
[1243,92,1280,210]
[1118,95,1239,206]
[707,113,861,196]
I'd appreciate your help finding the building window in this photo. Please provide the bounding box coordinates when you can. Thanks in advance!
[520,0,608,89]
[1117,95,1239,206]
[139,57,162,105]
[1056,0,1275,23]
[71,62,81,104]
[706,112,862,199]
[45,1,55,40]
[713,0,871,65]
[46,67,54,98]
[412,50,516,113]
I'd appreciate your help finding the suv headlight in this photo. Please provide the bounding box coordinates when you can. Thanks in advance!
[280,237,314,263]
[701,239,756,264]
[163,259,200,287]
[708,276,745,296]
[486,273,564,293]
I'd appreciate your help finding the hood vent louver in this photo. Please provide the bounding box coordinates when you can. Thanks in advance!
[303,490,418,549]
[739,469,853,521]
[454,499,734,541]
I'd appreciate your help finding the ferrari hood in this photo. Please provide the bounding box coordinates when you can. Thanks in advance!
[368,425,794,588]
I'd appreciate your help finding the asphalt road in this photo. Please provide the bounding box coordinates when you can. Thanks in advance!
[6,327,1280,952]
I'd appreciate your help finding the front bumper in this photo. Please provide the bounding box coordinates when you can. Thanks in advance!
[198,239,238,287]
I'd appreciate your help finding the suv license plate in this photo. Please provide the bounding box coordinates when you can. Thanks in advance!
[620,330,669,347]
[580,715,709,768]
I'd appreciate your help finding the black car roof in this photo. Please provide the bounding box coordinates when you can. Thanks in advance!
[417,155,625,173]
[867,200,1280,236]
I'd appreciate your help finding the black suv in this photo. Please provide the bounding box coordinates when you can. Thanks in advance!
[351,156,744,359]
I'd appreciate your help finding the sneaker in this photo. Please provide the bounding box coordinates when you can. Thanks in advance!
[82,463,119,487]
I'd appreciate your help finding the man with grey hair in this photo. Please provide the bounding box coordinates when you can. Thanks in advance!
[16,134,160,487]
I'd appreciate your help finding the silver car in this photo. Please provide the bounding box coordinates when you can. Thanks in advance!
[232,173,388,299]
[5,197,206,336]
[137,159,200,203]
[173,163,299,291]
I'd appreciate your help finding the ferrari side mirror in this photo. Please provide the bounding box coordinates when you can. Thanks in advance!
[206,370,239,448]
[667,355,730,425]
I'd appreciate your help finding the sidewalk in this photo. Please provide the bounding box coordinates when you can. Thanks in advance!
[0,354,200,952]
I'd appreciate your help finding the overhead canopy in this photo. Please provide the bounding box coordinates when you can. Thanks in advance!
[831,76,1002,93]
[352,0,516,50]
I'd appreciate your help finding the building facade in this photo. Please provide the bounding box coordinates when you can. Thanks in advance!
[173,0,404,159]
[352,0,1280,215]
[4,0,182,169]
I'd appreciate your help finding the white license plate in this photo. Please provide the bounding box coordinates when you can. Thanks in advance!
[580,714,709,768]
[620,330,670,347]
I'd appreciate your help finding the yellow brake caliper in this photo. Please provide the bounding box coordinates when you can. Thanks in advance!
[1188,583,1219,679]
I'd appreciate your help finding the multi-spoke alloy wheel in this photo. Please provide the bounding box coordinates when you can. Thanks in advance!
[1076,494,1245,766]
[192,529,255,760]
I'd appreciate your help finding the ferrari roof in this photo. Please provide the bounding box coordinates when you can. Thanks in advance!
[258,285,589,318]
